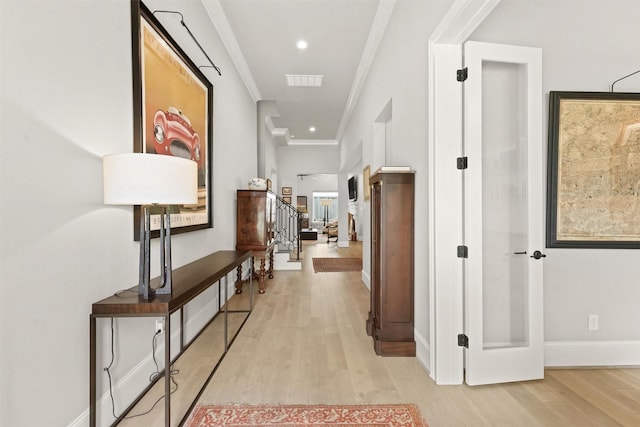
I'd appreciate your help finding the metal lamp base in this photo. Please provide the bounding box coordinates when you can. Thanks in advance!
[139,205,173,299]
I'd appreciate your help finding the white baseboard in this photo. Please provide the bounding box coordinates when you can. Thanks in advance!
[414,329,431,375]
[544,340,640,367]
[410,339,640,384]
[361,270,370,290]
[72,278,238,427]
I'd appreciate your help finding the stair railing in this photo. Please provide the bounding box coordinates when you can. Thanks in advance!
[273,192,301,261]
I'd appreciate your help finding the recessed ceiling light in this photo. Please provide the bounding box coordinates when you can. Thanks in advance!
[291,135,295,138]
[309,126,316,132]
[296,39,308,50]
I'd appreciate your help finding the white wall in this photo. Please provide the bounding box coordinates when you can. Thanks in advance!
[339,0,452,366]
[277,144,339,228]
[277,144,339,185]
[471,0,640,365]
[0,0,257,425]
[257,100,279,185]
[343,141,363,243]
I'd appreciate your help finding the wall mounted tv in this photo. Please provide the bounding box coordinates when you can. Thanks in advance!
[348,176,357,201]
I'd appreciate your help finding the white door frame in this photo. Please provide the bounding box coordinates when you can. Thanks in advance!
[427,0,501,384]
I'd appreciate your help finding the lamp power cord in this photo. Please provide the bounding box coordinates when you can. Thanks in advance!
[103,318,180,421]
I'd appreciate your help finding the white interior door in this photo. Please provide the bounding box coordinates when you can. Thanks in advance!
[463,41,544,385]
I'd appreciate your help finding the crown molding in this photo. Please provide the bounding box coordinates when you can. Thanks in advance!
[201,0,262,103]
[429,0,501,44]
[335,0,397,143]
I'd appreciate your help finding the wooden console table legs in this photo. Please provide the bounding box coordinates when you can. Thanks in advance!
[235,263,243,294]
[258,257,267,294]
[235,253,273,294]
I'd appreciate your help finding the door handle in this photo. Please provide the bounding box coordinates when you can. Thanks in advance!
[513,251,527,255]
[530,250,546,259]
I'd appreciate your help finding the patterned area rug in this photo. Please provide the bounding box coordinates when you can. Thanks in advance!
[312,257,362,273]
[185,404,427,426]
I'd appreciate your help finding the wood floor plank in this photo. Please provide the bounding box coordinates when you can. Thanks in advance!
[547,369,640,426]
[545,370,624,426]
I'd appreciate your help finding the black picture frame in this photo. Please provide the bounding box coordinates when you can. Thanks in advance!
[131,0,213,240]
[546,91,640,248]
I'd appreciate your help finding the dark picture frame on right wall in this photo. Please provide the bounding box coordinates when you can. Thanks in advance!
[546,91,640,248]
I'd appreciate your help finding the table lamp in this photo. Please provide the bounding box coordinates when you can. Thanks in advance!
[103,153,198,299]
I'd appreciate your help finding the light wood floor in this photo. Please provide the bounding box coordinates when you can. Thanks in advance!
[120,240,640,426]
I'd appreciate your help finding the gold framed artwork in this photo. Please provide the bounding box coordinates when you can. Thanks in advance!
[131,1,212,240]
[296,196,307,211]
[547,91,640,248]
[282,186,292,196]
[363,165,371,201]
[282,196,292,204]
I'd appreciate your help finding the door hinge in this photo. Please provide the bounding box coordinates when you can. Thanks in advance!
[457,157,468,170]
[457,245,468,258]
[458,334,469,348]
[457,67,468,82]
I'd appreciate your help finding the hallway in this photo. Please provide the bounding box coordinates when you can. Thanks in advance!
[121,240,640,427]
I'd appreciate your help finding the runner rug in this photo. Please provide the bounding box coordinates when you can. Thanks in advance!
[185,403,428,426]
[312,257,362,273]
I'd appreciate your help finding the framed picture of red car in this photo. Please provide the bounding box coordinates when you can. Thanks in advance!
[131,1,213,239]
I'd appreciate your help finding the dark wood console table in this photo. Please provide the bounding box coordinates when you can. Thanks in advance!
[89,250,252,427]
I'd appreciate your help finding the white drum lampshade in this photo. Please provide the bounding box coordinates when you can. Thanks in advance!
[103,153,198,206]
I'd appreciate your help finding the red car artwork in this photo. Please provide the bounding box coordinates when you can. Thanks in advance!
[152,107,201,165]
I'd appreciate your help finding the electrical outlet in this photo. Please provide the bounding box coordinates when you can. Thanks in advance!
[155,319,164,334]
[588,314,599,331]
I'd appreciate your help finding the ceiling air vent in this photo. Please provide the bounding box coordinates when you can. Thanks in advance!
[285,74,323,87]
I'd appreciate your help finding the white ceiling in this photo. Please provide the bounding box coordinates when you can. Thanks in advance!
[214,0,387,144]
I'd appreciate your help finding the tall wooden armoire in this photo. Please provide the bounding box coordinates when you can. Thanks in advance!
[366,170,416,356]
[236,189,276,294]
